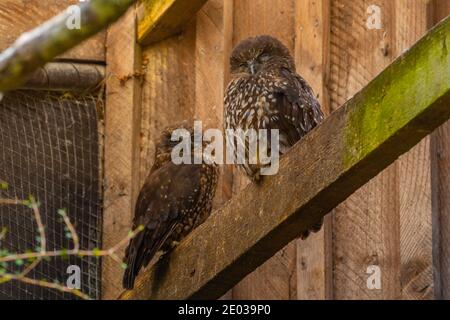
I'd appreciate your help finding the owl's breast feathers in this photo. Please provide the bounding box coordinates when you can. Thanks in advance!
[225,67,324,153]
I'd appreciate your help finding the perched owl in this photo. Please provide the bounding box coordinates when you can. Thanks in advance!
[122,123,219,290]
[224,35,324,239]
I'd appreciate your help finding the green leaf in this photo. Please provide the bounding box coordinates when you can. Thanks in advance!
[92,248,102,257]
[0,181,8,190]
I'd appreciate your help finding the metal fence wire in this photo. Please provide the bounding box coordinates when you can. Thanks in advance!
[0,90,103,300]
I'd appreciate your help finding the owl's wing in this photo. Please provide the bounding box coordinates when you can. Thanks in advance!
[269,68,324,148]
[123,163,203,289]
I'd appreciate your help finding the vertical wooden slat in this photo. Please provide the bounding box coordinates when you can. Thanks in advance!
[193,0,234,299]
[231,0,298,300]
[395,0,433,300]
[139,22,197,184]
[330,0,400,300]
[431,0,450,301]
[194,0,233,210]
[103,7,142,300]
[295,0,333,300]
[330,0,433,299]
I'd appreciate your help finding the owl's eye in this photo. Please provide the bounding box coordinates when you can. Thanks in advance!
[259,53,270,62]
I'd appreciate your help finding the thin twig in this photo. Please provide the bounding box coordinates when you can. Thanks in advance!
[61,211,79,251]
[0,227,142,263]
[1,274,90,300]
[0,199,22,205]
[0,196,143,299]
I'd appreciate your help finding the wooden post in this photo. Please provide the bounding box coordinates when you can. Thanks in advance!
[194,0,234,209]
[119,17,450,299]
[103,6,142,300]
[430,0,450,300]
[295,0,333,300]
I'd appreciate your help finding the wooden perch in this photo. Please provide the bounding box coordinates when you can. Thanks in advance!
[0,0,136,92]
[23,62,105,91]
[137,0,208,45]
[120,16,450,300]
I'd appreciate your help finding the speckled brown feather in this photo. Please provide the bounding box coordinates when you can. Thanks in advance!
[225,35,324,239]
[123,123,218,290]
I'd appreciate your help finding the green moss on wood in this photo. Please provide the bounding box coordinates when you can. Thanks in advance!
[344,17,450,169]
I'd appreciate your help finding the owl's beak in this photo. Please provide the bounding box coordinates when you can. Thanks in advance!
[248,61,257,75]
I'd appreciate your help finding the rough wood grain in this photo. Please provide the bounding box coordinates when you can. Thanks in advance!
[329,0,399,298]
[138,0,207,45]
[395,0,433,300]
[194,0,234,209]
[295,0,333,300]
[330,0,434,300]
[119,17,450,299]
[139,21,196,187]
[231,0,298,300]
[0,0,105,61]
[103,7,142,300]
[430,0,450,300]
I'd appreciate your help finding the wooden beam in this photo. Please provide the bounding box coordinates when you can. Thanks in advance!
[137,0,207,45]
[120,16,450,300]
[22,62,105,91]
[103,6,142,300]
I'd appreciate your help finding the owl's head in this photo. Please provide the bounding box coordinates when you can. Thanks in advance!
[157,121,196,153]
[230,35,294,76]
[154,121,205,167]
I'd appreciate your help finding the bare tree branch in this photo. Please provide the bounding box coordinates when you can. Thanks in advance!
[0,196,143,299]
[0,0,137,92]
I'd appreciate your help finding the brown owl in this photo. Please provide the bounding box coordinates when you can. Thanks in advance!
[224,35,324,239]
[122,123,219,290]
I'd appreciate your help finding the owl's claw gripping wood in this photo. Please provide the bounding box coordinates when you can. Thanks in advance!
[122,123,219,290]
[225,35,325,240]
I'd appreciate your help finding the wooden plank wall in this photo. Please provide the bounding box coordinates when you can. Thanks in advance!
[330,0,432,300]
[431,0,450,301]
[134,0,449,300]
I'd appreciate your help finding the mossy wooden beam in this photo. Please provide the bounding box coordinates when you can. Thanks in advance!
[137,0,207,45]
[120,16,450,300]
[0,0,136,92]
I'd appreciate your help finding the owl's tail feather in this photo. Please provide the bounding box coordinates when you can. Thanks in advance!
[300,217,324,240]
[123,231,146,290]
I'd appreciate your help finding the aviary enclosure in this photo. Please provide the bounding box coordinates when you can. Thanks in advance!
[0,0,449,300]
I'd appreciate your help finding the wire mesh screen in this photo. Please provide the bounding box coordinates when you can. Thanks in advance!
[0,90,103,299]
